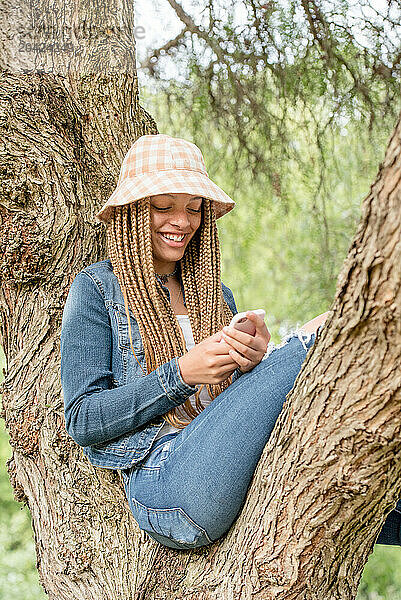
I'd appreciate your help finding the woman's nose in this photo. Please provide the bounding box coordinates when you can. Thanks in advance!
[169,211,190,228]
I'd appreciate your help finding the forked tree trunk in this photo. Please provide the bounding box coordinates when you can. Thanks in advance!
[1,1,401,598]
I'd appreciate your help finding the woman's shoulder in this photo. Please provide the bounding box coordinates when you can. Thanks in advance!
[72,259,115,286]
[221,280,233,295]
[67,259,118,301]
[81,258,113,276]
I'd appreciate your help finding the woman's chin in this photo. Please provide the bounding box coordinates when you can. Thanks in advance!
[153,249,186,271]
[161,243,188,258]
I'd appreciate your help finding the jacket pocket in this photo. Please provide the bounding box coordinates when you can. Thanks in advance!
[107,301,145,356]
[114,304,143,352]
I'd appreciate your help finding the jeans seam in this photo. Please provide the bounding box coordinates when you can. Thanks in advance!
[131,497,213,544]
[134,439,173,470]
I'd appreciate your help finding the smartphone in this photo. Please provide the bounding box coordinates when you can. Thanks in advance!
[220,309,266,340]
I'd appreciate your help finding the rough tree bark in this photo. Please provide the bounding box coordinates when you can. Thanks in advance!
[1,1,401,599]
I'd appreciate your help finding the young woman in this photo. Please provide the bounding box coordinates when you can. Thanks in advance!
[61,134,400,550]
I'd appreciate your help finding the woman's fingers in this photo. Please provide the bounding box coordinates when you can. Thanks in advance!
[245,312,271,343]
[223,319,269,349]
[212,340,250,374]
[226,347,253,370]
[221,332,261,359]
[222,325,255,347]
[220,313,271,373]
[211,344,240,367]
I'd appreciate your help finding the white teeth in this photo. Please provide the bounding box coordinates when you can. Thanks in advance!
[162,233,185,241]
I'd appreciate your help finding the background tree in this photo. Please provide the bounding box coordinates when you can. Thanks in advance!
[0,0,401,598]
[136,0,401,333]
[139,0,401,176]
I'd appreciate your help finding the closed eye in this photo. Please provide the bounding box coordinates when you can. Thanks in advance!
[151,205,201,213]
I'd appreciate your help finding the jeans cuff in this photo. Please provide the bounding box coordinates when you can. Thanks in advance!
[262,327,317,360]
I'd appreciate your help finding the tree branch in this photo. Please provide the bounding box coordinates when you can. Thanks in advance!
[139,27,188,75]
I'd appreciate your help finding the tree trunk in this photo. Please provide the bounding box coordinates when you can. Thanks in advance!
[1,1,401,598]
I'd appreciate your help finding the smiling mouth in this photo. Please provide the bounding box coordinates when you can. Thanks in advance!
[158,232,188,247]
[161,233,186,241]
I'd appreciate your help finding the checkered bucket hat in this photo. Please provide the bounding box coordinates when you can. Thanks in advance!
[95,134,235,223]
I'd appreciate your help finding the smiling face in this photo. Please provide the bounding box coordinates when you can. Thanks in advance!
[149,193,203,274]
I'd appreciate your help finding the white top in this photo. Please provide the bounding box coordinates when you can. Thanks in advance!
[154,315,212,441]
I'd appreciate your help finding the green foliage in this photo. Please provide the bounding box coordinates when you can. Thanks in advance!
[142,85,394,342]
[142,0,401,189]
[357,546,401,600]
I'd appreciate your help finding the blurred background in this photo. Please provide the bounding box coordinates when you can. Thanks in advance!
[1,0,401,597]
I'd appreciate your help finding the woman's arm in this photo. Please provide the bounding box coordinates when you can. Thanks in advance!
[60,272,198,448]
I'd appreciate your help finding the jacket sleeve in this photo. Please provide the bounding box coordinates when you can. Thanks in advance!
[60,271,198,448]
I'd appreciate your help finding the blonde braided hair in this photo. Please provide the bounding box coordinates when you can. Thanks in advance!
[106,197,235,428]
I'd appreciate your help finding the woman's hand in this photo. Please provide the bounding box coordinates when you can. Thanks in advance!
[178,331,240,386]
[220,312,271,373]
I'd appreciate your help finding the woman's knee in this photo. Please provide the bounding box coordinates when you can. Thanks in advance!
[260,328,317,364]
[300,311,329,336]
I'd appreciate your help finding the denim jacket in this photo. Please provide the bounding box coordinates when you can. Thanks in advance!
[60,259,241,470]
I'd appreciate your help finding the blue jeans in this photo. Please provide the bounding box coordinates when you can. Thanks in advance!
[121,330,401,550]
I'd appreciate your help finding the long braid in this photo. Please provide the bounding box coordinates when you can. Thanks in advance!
[139,202,183,358]
[133,201,173,362]
[106,198,235,429]
[121,205,160,365]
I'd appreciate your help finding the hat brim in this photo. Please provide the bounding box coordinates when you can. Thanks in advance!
[95,169,235,223]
